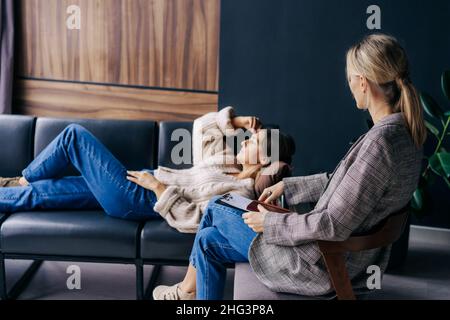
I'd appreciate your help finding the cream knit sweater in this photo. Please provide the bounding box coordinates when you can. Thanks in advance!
[152,107,255,233]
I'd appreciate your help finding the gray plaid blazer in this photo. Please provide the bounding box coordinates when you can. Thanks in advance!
[248,112,423,296]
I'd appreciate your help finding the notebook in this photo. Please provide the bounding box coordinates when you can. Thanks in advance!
[216,192,290,213]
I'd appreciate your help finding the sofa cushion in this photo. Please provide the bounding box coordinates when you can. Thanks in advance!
[34,118,157,176]
[233,263,335,300]
[158,122,193,169]
[0,211,141,258]
[0,115,35,177]
[140,219,195,262]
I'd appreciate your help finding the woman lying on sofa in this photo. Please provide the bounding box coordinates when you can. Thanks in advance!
[0,107,295,233]
[153,34,426,300]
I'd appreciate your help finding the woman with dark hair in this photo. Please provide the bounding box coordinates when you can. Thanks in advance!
[0,107,295,234]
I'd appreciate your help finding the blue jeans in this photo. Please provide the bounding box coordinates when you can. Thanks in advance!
[0,124,158,220]
[189,196,258,300]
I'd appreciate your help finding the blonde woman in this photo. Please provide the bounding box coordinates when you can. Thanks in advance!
[153,34,426,300]
[0,107,295,233]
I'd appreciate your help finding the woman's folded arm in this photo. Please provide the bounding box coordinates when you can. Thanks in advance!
[264,137,396,246]
[192,106,240,165]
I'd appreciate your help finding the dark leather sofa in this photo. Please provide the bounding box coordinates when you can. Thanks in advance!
[0,115,196,300]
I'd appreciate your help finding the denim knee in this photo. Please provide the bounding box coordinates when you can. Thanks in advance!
[195,227,219,254]
[198,196,222,228]
[190,228,212,268]
[190,227,216,268]
[64,124,88,136]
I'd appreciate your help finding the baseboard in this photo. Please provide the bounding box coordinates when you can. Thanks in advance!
[410,225,450,247]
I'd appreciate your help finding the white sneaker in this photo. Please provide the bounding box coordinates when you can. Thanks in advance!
[152,283,196,300]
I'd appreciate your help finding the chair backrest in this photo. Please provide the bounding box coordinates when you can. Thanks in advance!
[317,204,410,300]
[342,205,410,252]
[318,205,410,254]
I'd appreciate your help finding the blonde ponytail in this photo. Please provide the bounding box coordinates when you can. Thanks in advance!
[396,77,427,147]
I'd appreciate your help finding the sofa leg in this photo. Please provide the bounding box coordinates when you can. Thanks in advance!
[8,260,43,300]
[136,259,144,300]
[0,254,6,300]
[145,265,162,300]
[0,258,42,300]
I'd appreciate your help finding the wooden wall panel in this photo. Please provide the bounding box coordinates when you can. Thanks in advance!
[14,80,218,122]
[17,0,220,92]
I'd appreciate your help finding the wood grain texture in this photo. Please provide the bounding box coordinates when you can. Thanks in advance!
[14,79,218,121]
[17,0,220,92]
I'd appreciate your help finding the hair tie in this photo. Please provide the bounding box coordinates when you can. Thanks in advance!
[395,77,404,88]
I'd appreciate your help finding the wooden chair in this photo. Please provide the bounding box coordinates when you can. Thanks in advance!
[317,205,410,300]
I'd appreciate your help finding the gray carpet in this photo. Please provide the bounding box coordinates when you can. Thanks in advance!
[3,228,450,300]
[4,262,235,300]
[367,241,450,300]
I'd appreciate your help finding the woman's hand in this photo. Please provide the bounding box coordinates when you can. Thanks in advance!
[126,171,167,199]
[258,181,284,204]
[232,116,262,133]
[243,205,269,233]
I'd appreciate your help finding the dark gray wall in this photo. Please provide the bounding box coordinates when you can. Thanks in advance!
[218,0,450,228]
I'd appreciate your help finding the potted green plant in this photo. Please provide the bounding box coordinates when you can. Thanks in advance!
[414,71,450,212]
[388,70,450,271]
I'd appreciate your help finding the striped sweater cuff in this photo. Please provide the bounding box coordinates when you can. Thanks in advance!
[216,106,236,135]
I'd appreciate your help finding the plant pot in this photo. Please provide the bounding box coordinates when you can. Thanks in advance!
[386,214,411,272]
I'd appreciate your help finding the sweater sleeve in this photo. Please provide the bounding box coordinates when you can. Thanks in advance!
[192,106,240,165]
[153,186,208,233]
[263,137,396,246]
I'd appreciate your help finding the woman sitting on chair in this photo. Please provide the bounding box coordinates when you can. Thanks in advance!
[153,33,426,300]
[0,107,295,234]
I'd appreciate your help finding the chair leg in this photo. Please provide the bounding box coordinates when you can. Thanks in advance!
[136,259,144,300]
[0,254,7,300]
[320,252,356,300]
[145,264,162,300]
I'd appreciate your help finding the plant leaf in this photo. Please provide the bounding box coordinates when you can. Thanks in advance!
[429,154,445,177]
[425,120,440,137]
[437,152,450,178]
[411,188,423,211]
[429,152,450,178]
[420,92,445,120]
[442,70,450,101]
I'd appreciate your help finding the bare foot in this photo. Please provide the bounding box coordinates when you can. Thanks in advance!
[19,177,29,186]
